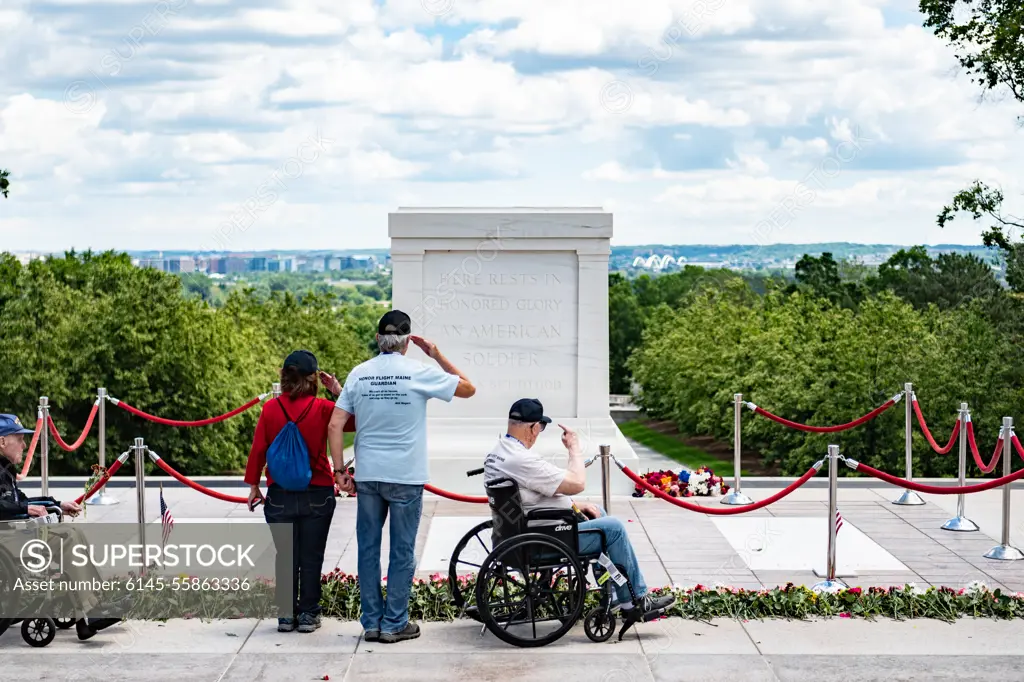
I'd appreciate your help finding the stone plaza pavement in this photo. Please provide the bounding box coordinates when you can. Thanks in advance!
[8,480,1024,680]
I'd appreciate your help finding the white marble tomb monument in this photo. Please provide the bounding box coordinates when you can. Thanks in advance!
[389,207,639,494]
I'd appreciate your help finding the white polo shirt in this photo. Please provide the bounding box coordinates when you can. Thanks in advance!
[483,435,573,513]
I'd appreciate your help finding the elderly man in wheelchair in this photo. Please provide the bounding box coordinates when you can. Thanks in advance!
[0,413,122,645]
[472,398,674,647]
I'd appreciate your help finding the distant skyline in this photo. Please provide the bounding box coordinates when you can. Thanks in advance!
[1,1,1022,250]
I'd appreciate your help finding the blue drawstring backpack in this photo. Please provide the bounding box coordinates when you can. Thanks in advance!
[265,398,314,490]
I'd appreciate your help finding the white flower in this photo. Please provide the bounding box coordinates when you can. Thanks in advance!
[966,580,988,595]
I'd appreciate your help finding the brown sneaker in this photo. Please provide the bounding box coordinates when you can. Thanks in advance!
[379,622,420,643]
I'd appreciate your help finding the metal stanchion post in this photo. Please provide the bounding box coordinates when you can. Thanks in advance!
[134,437,147,572]
[272,382,281,399]
[893,383,925,506]
[721,393,753,505]
[942,403,979,532]
[39,396,49,497]
[985,417,1023,560]
[599,444,612,514]
[89,387,118,506]
[813,444,848,593]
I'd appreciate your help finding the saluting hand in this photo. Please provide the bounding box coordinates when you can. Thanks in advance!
[410,336,438,359]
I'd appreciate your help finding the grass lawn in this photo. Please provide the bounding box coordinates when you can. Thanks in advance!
[618,420,744,473]
[343,432,355,450]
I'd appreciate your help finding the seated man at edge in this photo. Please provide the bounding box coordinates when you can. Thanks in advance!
[483,398,675,619]
[0,413,121,640]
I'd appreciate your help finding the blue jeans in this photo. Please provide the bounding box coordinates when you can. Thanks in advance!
[263,485,336,618]
[356,481,424,634]
[577,513,647,604]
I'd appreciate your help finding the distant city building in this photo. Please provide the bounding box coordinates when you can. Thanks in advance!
[163,257,196,273]
[224,257,247,273]
[137,258,165,271]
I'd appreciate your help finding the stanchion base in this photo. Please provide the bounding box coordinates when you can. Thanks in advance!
[86,491,119,506]
[720,490,753,506]
[984,545,1024,561]
[941,516,979,532]
[892,489,925,506]
[811,579,848,594]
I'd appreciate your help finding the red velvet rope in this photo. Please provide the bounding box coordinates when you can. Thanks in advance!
[115,396,262,427]
[47,402,99,452]
[424,483,488,504]
[854,460,1024,494]
[1014,435,1024,462]
[912,399,960,455]
[16,417,42,481]
[619,463,820,515]
[75,456,126,505]
[752,399,896,433]
[967,421,1002,474]
[150,457,249,504]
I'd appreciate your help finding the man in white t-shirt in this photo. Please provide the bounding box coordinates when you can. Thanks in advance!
[327,310,475,644]
[484,398,675,620]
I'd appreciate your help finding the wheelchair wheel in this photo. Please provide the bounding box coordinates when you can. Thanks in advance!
[54,618,76,630]
[448,520,492,621]
[21,618,55,647]
[584,608,616,642]
[474,533,586,648]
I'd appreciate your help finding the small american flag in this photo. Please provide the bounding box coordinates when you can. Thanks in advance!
[835,509,843,535]
[160,484,174,547]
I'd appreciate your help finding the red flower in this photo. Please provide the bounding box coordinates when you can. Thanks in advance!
[847,587,862,596]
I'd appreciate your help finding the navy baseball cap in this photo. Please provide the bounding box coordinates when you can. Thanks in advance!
[509,399,552,424]
[0,414,35,437]
[378,310,411,335]
[283,350,318,376]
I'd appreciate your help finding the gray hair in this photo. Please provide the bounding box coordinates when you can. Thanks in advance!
[377,333,410,353]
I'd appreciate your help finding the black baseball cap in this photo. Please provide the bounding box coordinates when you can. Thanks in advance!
[283,349,318,376]
[378,309,411,335]
[509,398,552,424]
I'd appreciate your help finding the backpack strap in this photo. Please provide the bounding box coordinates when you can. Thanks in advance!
[276,396,315,425]
[294,397,315,425]
[276,398,294,423]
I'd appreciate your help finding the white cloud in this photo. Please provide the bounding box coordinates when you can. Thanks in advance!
[0,0,1023,251]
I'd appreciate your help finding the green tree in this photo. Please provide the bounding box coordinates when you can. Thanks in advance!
[871,246,1001,308]
[609,273,642,394]
[922,2,1024,284]
[920,0,1024,108]
[0,169,9,198]
[789,253,865,308]
[937,181,1024,290]
[0,252,370,476]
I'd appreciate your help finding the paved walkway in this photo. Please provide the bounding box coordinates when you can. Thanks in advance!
[5,617,1024,681]
[9,482,1024,679]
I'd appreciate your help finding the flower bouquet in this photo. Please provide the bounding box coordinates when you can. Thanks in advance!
[632,466,729,498]
[81,463,108,518]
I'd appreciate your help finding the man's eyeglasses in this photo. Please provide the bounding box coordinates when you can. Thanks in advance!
[534,421,547,432]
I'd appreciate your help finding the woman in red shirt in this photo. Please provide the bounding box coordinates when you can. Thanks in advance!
[245,349,345,634]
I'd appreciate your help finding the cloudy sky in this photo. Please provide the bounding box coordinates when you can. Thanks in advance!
[1,0,1022,252]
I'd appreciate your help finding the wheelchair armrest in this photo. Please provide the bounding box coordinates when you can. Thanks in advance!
[525,508,579,525]
[0,505,62,525]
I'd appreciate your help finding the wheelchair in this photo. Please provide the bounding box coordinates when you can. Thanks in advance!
[449,475,651,648]
[0,506,77,647]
